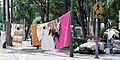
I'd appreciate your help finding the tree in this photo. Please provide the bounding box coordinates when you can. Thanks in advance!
[77,0,87,38]
[49,0,66,20]
[0,1,3,23]
[46,0,49,22]
[11,0,119,40]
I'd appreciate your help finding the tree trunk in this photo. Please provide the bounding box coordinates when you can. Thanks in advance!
[77,0,87,38]
[87,12,90,34]
[5,22,12,46]
[11,0,13,23]
[93,19,96,35]
[46,0,49,22]
[41,1,46,23]
[24,14,31,41]
[5,0,9,22]
[25,0,33,41]
[98,19,100,36]
[5,0,12,46]
[7,0,10,22]
[25,23,30,41]
[41,10,45,23]
[2,0,6,48]
[119,0,120,10]
[64,0,68,13]
[3,0,6,31]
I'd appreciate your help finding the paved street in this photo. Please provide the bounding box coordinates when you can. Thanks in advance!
[0,41,120,60]
[0,0,120,60]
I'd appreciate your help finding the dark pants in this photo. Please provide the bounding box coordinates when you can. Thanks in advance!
[107,39,113,54]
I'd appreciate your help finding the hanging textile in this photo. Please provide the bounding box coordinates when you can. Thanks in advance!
[37,24,44,41]
[11,23,16,37]
[36,19,60,50]
[12,24,23,44]
[32,11,70,50]
[31,24,41,47]
[56,11,70,49]
[0,30,6,47]
[37,23,55,50]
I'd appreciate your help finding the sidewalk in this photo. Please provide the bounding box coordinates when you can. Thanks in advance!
[0,41,120,60]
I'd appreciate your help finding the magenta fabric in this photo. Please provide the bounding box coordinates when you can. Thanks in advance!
[56,11,70,49]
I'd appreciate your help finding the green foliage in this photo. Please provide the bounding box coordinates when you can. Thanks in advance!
[49,0,65,20]
[11,0,119,23]
[0,1,2,23]
[12,0,66,23]
[73,37,88,48]
[13,0,43,23]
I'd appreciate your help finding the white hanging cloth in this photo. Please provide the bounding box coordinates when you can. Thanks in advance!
[0,30,6,47]
[37,23,55,51]
[11,23,16,37]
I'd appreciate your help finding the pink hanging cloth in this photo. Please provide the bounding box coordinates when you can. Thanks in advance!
[56,11,70,49]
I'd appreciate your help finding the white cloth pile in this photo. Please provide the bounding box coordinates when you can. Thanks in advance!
[112,40,120,52]
[74,42,105,52]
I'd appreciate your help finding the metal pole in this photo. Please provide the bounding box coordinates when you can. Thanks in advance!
[106,0,111,54]
[70,0,74,57]
[95,0,99,58]
[95,18,99,58]
[6,0,9,22]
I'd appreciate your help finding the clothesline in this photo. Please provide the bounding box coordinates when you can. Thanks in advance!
[31,11,71,50]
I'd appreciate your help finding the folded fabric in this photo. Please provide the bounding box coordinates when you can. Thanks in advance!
[79,42,105,50]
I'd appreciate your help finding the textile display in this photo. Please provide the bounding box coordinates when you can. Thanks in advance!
[112,40,120,53]
[37,24,44,41]
[0,30,6,47]
[11,23,16,37]
[41,23,55,50]
[36,20,60,50]
[31,24,41,46]
[56,11,70,49]
[79,42,105,51]
[12,25,23,44]
[31,11,70,50]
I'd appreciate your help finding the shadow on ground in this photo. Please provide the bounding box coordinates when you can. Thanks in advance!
[3,47,120,59]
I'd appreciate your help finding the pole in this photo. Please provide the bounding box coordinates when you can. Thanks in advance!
[95,0,99,58]
[95,18,99,58]
[6,0,9,22]
[70,0,74,57]
[106,0,111,54]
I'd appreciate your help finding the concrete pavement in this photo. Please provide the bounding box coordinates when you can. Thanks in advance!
[0,41,120,60]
